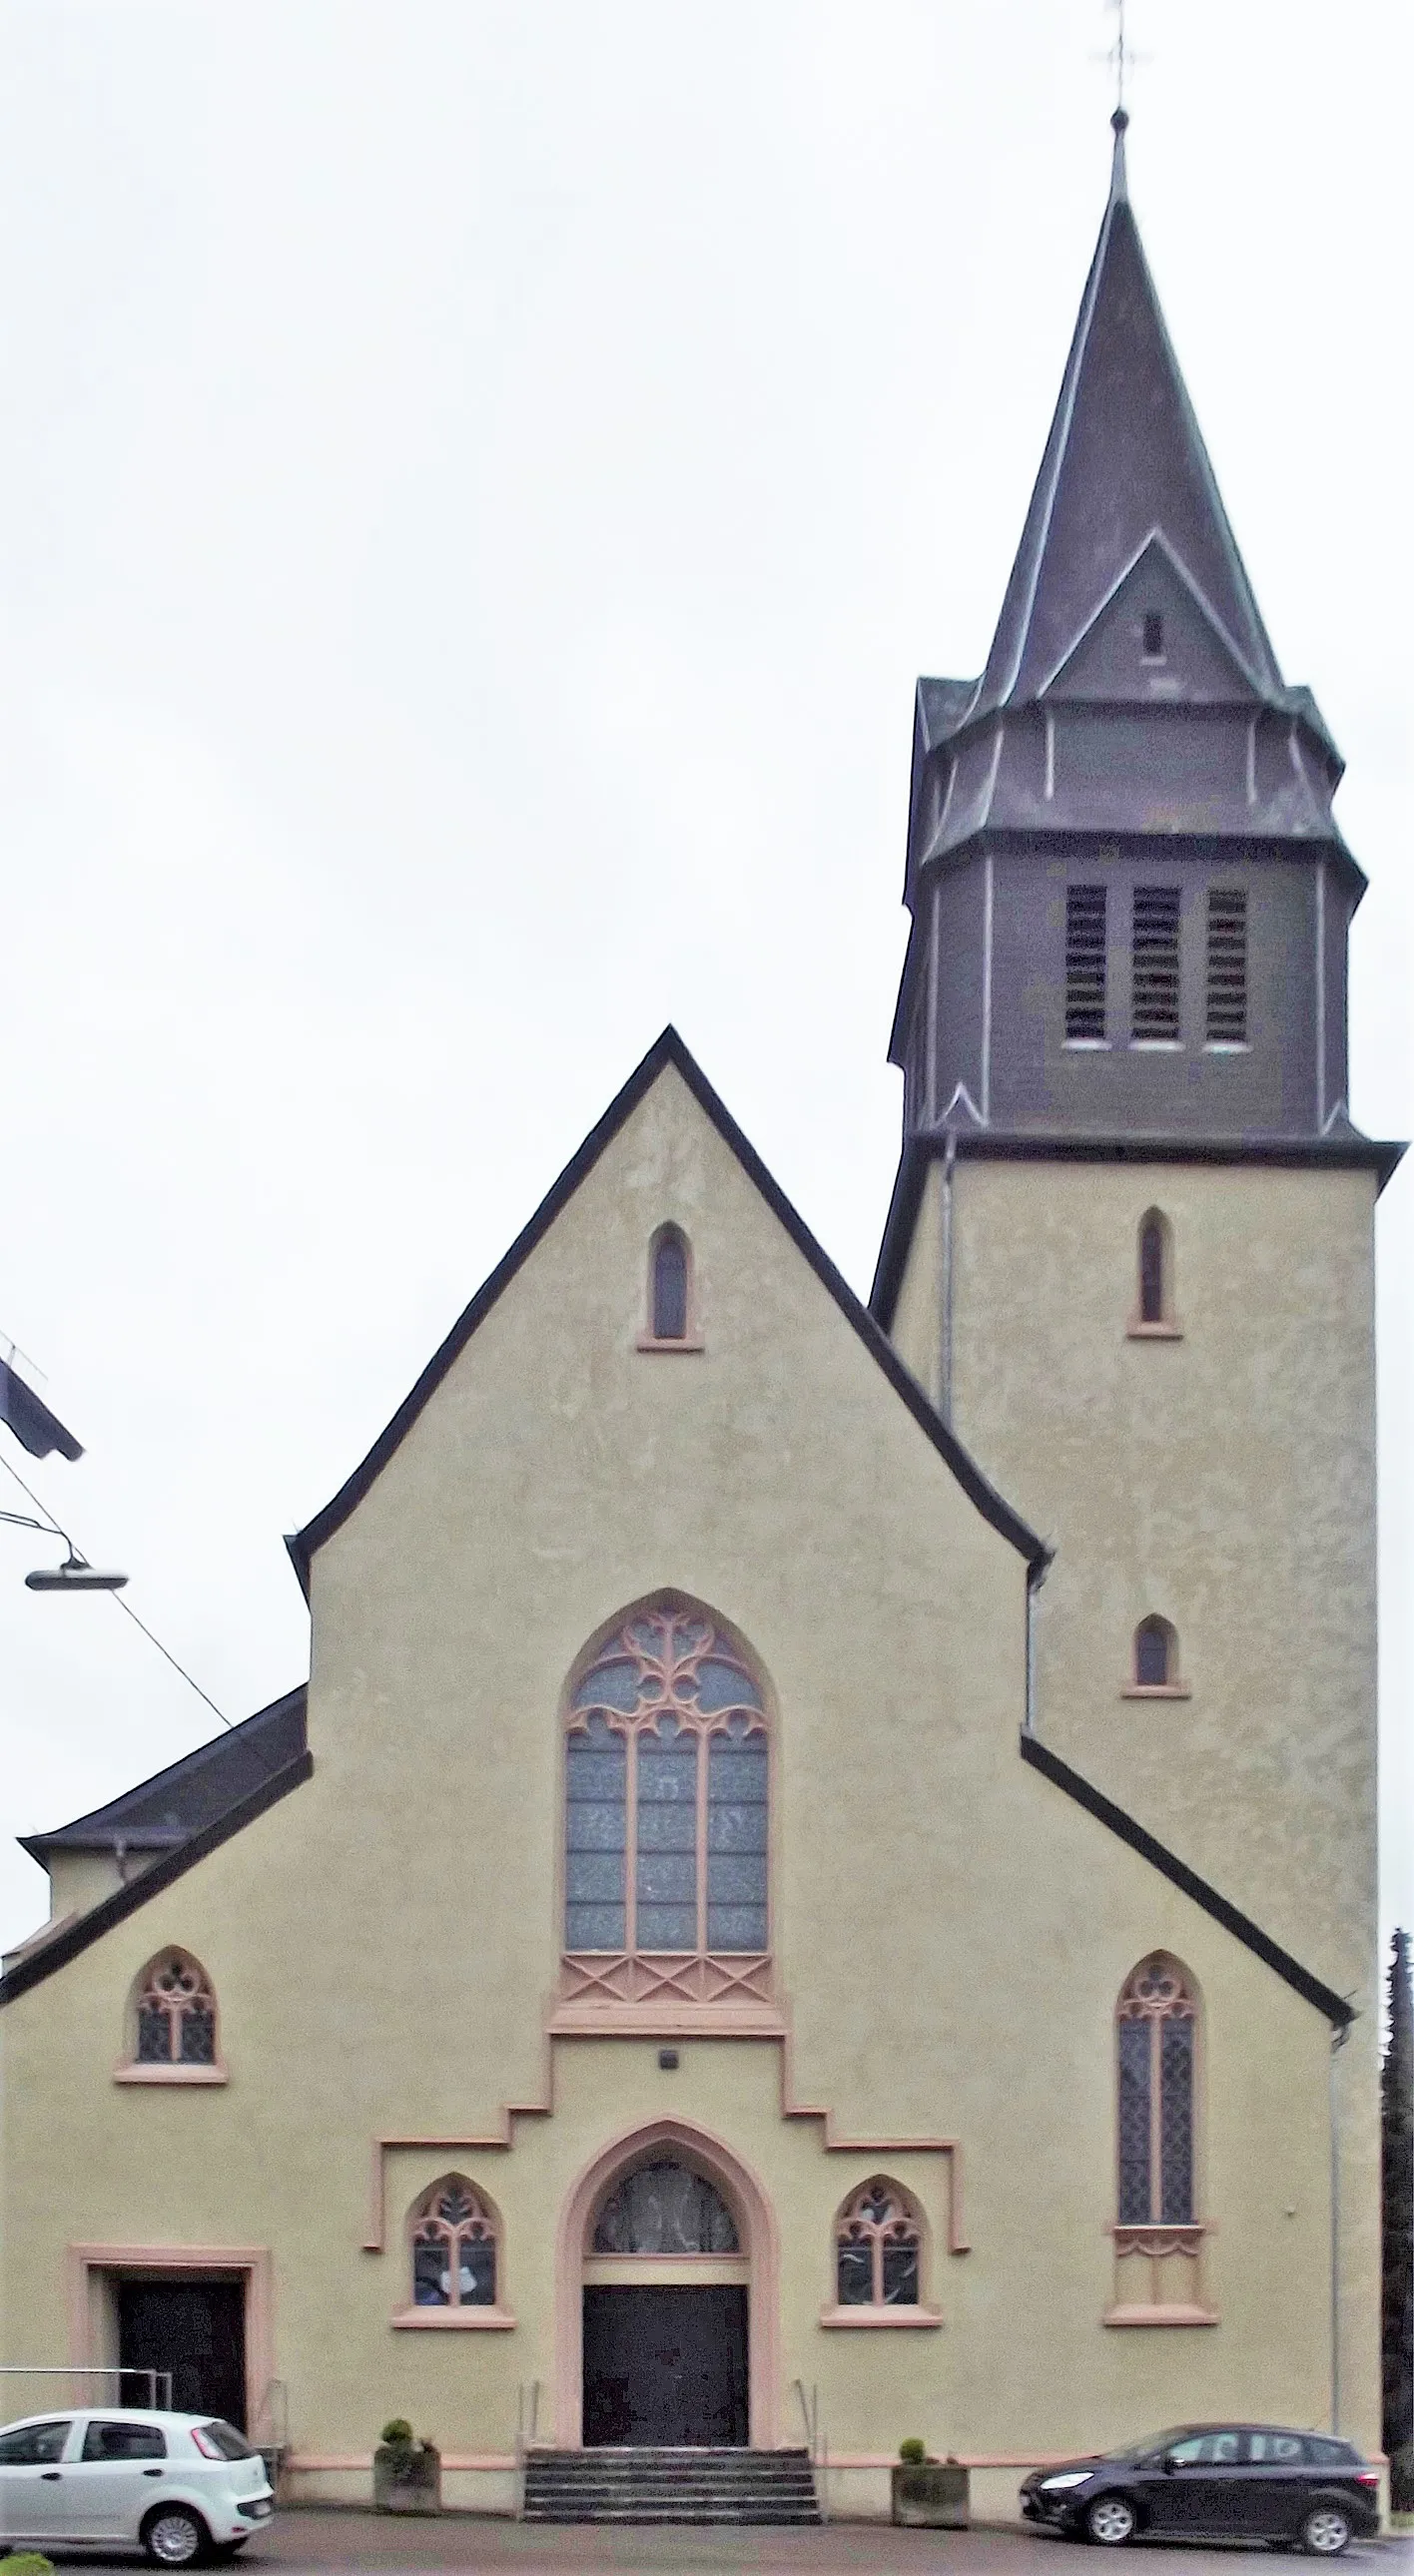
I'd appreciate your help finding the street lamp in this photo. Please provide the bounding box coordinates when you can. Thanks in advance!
[0,1509,128,1592]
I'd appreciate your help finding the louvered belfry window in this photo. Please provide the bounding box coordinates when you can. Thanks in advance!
[1064,885,1108,1039]
[1131,886,1182,1040]
[1205,888,1248,1043]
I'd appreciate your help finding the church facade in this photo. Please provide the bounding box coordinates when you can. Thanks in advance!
[0,122,1399,2522]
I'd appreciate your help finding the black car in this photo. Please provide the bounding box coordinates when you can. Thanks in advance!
[1021,2424,1380,2553]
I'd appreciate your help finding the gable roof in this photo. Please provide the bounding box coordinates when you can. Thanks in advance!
[1020,1730,1354,2029]
[0,1725,313,2008]
[19,1686,308,1864]
[287,1025,1050,1592]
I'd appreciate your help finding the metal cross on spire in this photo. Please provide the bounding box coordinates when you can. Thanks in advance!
[1100,0,1147,119]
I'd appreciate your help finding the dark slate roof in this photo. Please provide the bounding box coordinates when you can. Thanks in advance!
[20,1686,308,1861]
[288,1025,1051,1591]
[975,117,1282,719]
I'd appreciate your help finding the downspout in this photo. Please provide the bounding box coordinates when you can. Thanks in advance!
[1024,1554,1051,1739]
[1328,2020,1350,2432]
[940,1130,957,1424]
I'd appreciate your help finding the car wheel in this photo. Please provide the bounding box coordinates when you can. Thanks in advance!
[1300,2507,1351,2557]
[143,2506,211,2567]
[1085,2495,1137,2546]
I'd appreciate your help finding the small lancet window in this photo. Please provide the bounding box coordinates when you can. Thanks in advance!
[835,2179,923,2308]
[133,1951,218,2067]
[646,1227,691,1343]
[1116,1955,1197,2226]
[411,2178,497,2308]
[1141,611,1165,661]
[1133,1615,1177,1689]
[1135,1208,1172,1327]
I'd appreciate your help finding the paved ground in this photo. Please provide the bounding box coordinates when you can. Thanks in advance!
[26,2513,1414,2574]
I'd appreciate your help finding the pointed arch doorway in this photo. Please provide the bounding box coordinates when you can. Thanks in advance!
[556,2119,780,2448]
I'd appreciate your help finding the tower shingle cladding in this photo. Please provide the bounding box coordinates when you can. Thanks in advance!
[890,116,1366,1149]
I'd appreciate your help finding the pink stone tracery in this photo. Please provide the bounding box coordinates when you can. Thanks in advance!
[133,1951,218,2067]
[835,2179,924,2307]
[411,2180,497,2309]
[562,1607,770,1994]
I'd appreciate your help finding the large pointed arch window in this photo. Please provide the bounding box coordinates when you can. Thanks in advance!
[561,1605,770,2006]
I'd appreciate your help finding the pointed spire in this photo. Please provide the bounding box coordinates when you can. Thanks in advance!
[1108,106,1129,205]
[968,122,1283,721]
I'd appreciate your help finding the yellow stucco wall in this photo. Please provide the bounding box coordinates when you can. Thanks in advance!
[0,1069,1363,2507]
[888,1149,1381,2462]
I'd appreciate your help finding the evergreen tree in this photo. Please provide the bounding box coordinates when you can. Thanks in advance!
[1383,1928,1413,2507]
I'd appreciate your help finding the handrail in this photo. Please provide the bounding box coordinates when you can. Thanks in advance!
[0,2364,171,2409]
[514,2381,541,2519]
[792,2378,828,2523]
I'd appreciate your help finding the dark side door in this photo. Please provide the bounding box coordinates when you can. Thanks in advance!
[583,2286,748,2446]
[118,2278,247,2431]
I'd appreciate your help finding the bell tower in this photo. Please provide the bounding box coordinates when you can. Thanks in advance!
[873,95,1400,2060]
[873,117,1398,2444]
[888,113,1369,1155]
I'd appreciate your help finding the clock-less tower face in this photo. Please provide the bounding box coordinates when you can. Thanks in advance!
[889,124,1362,1155]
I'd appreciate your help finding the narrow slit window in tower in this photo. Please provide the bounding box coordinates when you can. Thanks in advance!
[1131,887,1181,1040]
[1205,889,1248,1044]
[1064,885,1108,1040]
[1141,611,1165,661]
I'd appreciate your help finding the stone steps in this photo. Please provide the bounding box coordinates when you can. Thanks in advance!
[521,2446,821,2524]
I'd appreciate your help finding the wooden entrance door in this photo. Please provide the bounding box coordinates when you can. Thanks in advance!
[582,2286,748,2446]
[117,2278,248,2430]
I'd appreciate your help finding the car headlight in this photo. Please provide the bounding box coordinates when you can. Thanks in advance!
[1041,2473,1095,2491]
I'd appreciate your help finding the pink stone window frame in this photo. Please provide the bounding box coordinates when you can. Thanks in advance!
[832,2177,929,2311]
[561,1603,772,1989]
[116,1949,227,2086]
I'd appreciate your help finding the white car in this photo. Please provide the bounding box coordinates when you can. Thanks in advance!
[0,2407,275,2564]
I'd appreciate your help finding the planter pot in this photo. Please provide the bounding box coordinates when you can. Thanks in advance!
[373,2442,441,2514]
[892,2461,970,2528]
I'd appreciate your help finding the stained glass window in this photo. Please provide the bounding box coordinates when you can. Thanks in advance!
[131,1952,218,2067]
[592,2160,739,2254]
[1116,1956,1197,2226]
[411,2180,497,2307]
[565,1607,768,1961]
[835,2180,923,2307]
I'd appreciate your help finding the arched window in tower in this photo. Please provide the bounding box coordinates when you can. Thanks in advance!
[409,2178,498,2308]
[834,2178,924,2308]
[1133,1207,1175,1331]
[1132,1615,1177,1690]
[1116,1955,1197,2227]
[561,1604,770,2002]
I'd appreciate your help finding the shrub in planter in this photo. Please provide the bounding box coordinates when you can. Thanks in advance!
[898,2438,927,2465]
[373,2421,441,2515]
[892,2452,970,2528]
[5,2558,55,2576]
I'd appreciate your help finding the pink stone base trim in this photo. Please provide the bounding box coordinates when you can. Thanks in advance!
[113,2063,229,2086]
[68,2242,273,2431]
[390,2306,515,2330]
[826,2453,1078,2470]
[362,2024,967,2255]
[817,2303,943,2328]
[287,2453,516,2472]
[1104,2301,1220,2326]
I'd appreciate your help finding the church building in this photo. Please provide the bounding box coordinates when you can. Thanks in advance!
[0,117,1400,2523]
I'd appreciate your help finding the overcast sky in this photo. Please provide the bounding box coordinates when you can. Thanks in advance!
[0,0,1408,1963]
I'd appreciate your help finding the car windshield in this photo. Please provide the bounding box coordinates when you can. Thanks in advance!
[1103,2429,1194,2462]
[196,2419,255,2460]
